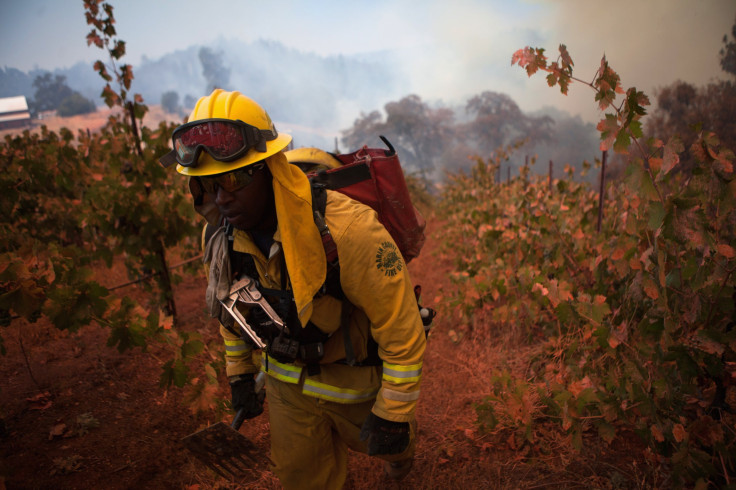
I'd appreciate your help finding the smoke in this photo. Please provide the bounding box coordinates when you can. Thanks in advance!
[191,38,412,148]
[7,0,731,164]
[383,0,735,126]
[198,47,231,93]
[5,0,733,142]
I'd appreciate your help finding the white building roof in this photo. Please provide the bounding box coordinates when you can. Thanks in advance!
[0,96,30,114]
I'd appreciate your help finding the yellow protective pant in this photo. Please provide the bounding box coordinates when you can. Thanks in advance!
[266,375,415,490]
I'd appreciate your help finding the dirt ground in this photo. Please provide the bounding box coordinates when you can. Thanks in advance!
[1,110,666,489]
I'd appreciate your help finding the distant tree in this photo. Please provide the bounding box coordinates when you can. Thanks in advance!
[720,16,736,76]
[525,112,600,183]
[199,47,231,94]
[646,18,736,174]
[341,95,454,178]
[31,73,74,114]
[646,80,736,173]
[342,91,563,178]
[56,93,97,116]
[462,91,553,157]
[161,90,180,114]
[341,110,385,150]
[183,94,197,112]
[384,95,455,177]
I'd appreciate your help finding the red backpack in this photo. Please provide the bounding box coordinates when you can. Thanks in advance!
[285,136,427,263]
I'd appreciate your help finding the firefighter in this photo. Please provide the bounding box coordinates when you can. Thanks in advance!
[160,89,426,489]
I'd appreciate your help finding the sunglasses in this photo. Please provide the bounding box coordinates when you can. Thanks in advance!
[160,119,278,168]
[197,162,266,194]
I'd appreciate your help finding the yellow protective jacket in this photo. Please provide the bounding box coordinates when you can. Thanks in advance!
[206,152,426,423]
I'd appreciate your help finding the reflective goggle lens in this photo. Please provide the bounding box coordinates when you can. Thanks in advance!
[159,119,279,169]
[174,121,246,165]
[198,163,265,194]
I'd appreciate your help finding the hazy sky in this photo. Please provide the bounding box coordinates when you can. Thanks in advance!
[1,0,734,124]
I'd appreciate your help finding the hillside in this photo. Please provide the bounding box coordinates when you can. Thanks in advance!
[0,105,182,140]
[0,38,407,146]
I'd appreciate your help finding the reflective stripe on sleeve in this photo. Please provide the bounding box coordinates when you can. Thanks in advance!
[303,379,379,404]
[224,339,248,356]
[262,354,302,384]
[382,362,422,383]
[382,387,420,402]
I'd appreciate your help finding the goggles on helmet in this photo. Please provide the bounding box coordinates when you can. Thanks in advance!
[159,119,278,168]
[197,162,266,194]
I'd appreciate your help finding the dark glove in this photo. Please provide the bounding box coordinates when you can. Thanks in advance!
[359,412,410,456]
[229,374,264,419]
[249,306,279,340]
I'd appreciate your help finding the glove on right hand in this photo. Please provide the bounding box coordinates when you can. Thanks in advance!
[359,412,411,456]
[229,374,264,419]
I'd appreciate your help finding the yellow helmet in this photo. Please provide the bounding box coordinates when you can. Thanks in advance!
[284,147,342,173]
[162,89,292,177]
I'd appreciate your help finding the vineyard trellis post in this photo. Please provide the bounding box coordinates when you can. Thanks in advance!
[597,150,607,233]
[155,238,178,319]
[126,101,143,157]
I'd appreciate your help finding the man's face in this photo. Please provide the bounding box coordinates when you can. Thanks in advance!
[208,164,275,231]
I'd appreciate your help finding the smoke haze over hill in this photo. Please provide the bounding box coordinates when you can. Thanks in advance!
[2,0,733,128]
[1,0,733,179]
[2,38,420,149]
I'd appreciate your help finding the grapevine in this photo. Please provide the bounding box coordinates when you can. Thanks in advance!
[1,1,218,416]
[438,45,736,486]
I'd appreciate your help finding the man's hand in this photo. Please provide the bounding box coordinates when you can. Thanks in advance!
[249,306,279,340]
[359,412,410,456]
[229,374,264,419]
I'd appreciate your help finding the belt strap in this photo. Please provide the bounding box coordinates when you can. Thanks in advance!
[341,302,356,366]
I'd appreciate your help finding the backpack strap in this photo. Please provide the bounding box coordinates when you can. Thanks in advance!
[310,162,371,190]
[310,183,381,367]
[311,183,339,266]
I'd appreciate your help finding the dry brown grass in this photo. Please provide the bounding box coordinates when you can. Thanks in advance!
[0,104,182,140]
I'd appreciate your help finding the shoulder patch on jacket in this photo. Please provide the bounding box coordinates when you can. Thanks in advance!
[375,241,404,277]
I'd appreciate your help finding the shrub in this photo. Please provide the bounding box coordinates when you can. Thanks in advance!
[57,93,97,116]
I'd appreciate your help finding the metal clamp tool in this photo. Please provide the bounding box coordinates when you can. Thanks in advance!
[219,275,288,349]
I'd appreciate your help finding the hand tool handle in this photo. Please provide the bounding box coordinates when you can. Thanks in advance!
[231,407,247,431]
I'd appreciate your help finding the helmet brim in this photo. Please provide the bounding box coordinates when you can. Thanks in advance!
[176,132,292,176]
